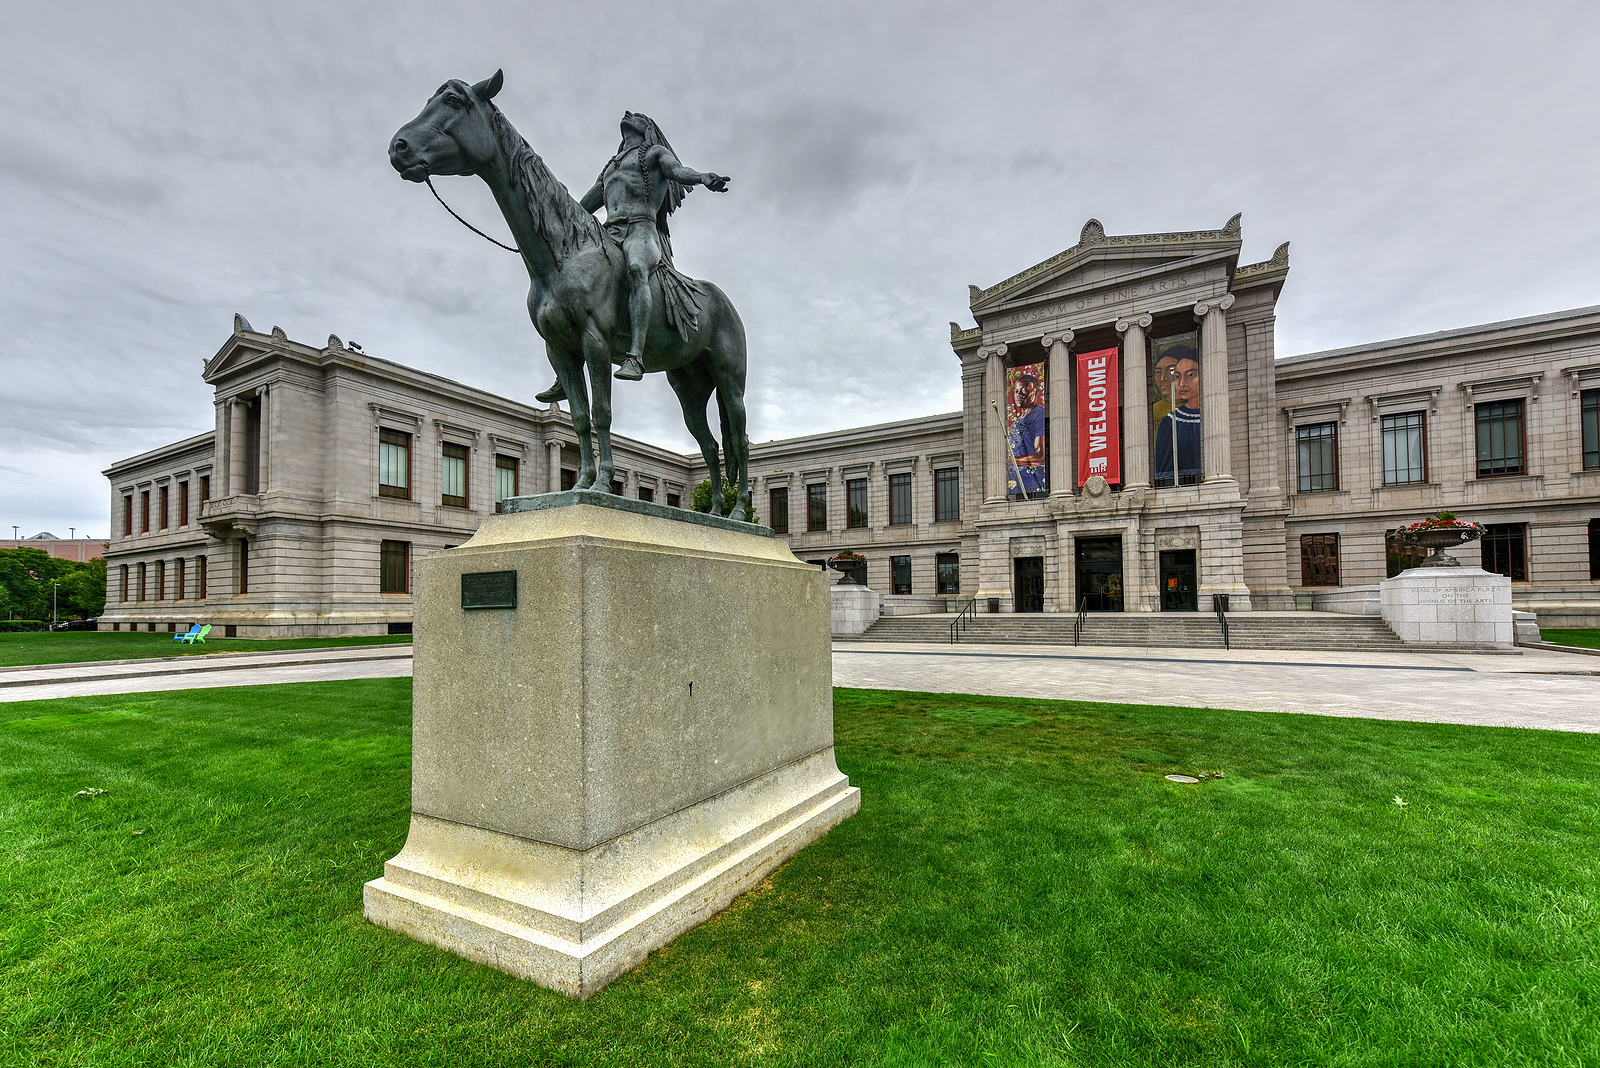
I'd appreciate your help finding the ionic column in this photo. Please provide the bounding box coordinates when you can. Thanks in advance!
[546,440,563,494]
[981,344,1008,501]
[1193,294,1236,482]
[1042,332,1074,496]
[228,397,248,497]
[1115,314,1153,488]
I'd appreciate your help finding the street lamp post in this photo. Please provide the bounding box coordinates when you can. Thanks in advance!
[52,581,59,628]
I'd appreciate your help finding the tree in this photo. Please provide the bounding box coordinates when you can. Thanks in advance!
[0,548,107,620]
[690,479,756,523]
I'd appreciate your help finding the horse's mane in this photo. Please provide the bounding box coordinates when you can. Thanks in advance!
[483,98,607,268]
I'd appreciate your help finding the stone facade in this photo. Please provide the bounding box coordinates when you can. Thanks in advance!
[102,217,1600,634]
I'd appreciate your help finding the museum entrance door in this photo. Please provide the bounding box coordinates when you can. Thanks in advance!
[1013,556,1044,612]
[1159,550,1198,611]
[1075,536,1123,612]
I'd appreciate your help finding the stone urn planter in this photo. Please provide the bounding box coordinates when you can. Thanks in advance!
[828,554,864,574]
[1402,513,1485,568]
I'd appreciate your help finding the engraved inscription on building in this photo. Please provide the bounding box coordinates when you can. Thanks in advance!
[1416,588,1494,605]
[462,570,518,609]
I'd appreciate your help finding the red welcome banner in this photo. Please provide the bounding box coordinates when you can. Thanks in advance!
[1076,347,1121,486]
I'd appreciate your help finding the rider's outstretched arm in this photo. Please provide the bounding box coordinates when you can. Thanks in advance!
[654,148,730,192]
[578,177,604,213]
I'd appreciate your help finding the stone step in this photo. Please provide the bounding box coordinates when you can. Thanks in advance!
[849,611,1407,650]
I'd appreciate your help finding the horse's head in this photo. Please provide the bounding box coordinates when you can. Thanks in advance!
[389,70,504,182]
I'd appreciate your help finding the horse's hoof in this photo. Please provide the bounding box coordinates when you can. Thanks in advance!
[534,380,566,403]
[614,356,644,381]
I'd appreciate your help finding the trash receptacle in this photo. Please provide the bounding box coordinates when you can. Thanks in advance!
[1211,593,1230,612]
[987,597,1000,614]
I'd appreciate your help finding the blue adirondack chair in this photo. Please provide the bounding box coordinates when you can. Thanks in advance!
[182,623,212,644]
[173,623,202,643]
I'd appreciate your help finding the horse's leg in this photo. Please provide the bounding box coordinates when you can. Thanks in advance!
[548,342,596,488]
[665,365,721,510]
[707,319,750,519]
[581,323,617,492]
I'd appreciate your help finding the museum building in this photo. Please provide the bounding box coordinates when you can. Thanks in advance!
[101,216,1600,635]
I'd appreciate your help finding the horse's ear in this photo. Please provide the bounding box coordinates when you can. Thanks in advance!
[472,70,504,103]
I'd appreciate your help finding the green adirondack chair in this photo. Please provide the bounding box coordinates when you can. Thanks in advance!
[183,623,212,644]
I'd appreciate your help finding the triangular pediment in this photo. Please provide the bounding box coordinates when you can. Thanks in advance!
[970,214,1243,315]
[203,320,342,383]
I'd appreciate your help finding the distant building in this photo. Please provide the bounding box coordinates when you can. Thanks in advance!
[102,218,1600,635]
[0,534,107,563]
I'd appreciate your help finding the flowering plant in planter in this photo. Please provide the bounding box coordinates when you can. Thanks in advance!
[1399,510,1486,538]
[827,550,865,573]
[1398,510,1486,567]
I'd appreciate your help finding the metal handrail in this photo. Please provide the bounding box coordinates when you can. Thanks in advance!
[1214,595,1230,650]
[949,596,977,644]
[1073,597,1088,646]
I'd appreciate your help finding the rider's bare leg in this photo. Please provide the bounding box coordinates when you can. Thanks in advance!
[616,229,657,381]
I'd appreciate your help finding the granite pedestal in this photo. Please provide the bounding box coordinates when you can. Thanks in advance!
[363,490,860,997]
[1379,564,1513,648]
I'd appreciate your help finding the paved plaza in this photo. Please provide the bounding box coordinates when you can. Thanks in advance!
[2,640,1597,733]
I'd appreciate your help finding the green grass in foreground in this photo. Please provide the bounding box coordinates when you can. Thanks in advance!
[1540,628,1600,650]
[0,630,411,667]
[2,683,1598,1067]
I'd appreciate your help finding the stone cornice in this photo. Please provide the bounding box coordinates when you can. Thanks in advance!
[101,431,216,479]
[969,213,1242,312]
[1231,241,1290,292]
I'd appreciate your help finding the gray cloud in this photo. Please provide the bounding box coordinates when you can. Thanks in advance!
[2,0,1598,537]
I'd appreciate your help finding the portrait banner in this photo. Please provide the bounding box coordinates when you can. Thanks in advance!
[1005,362,1048,497]
[1150,331,1202,485]
[1075,347,1120,486]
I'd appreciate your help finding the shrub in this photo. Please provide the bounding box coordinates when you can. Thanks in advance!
[690,478,756,523]
[0,620,48,632]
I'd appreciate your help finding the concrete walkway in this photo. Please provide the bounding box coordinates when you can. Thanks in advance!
[3,640,1597,733]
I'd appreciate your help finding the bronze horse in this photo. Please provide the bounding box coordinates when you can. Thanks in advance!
[389,71,749,517]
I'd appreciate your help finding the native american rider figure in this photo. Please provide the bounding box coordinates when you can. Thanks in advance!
[534,112,730,403]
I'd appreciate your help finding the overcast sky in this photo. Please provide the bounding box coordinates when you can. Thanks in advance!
[3,1,1597,539]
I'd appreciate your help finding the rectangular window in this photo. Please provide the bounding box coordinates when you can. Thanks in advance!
[1475,399,1525,477]
[1300,533,1340,587]
[199,475,210,504]
[935,467,959,522]
[140,490,150,532]
[178,481,189,526]
[494,455,518,511]
[666,492,680,508]
[1590,519,1600,581]
[159,486,169,530]
[936,552,960,595]
[380,540,410,593]
[610,479,624,495]
[891,555,911,595]
[137,562,146,601]
[123,495,133,538]
[807,484,827,532]
[638,486,654,502]
[238,540,249,594]
[1481,523,1527,581]
[889,472,912,525]
[1381,412,1426,486]
[441,442,469,508]
[846,478,868,528]
[1583,390,1599,470]
[560,468,577,491]
[176,558,186,600]
[119,564,128,602]
[379,429,412,499]
[198,556,207,599]
[1385,530,1428,578]
[155,560,166,601]
[768,488,789,534]
[1296,423,1338,493]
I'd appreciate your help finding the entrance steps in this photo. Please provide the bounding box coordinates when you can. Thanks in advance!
[849,610,1409,652]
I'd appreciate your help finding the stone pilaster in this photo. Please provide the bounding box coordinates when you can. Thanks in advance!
[228,397,247,497]
[981,344,1008,501]
[1116,314,1153,488]
[1194,294,1235,483]
[1042,332,1074,497]
[546,440,562,494]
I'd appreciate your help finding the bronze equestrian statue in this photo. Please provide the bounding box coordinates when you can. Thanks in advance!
[389,71,749,517]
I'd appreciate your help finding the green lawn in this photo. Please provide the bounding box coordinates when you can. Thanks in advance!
[1540,628,1600,650]
[0,631,411,667]
[2,682,1597,1067]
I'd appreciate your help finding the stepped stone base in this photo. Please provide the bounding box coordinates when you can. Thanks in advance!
[1381,566,1512,648]
[363,490,859,997]
[851,610,1408,651]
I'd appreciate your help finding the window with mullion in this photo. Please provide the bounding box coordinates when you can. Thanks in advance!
[1296,423,1338,492]
[379,429,412,499]
[441,442,469,507]
[934,467,959,522]
[846,478,868,528]
[1480,523,1527,580]
[935,552,960,594]
[891,555,911,594]
[768,487,789,533]
[807,484,827,532]
[1582,389,1599,470]
[1381,411,1426,485]
[380,540,410,593]
[494,455,518,510]
[1475,400,1525,477]
[888,472,912,525]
